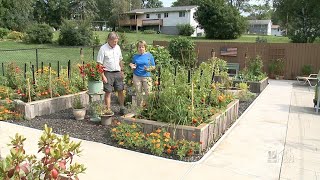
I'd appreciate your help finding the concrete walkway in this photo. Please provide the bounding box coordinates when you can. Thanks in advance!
[0,80,319,180]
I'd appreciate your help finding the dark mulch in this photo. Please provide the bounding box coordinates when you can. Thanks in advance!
[5,96,257,162]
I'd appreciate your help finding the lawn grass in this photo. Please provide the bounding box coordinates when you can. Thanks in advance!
[0,31,293,73]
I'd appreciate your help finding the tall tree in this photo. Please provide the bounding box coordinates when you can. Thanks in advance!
[131,0,142,10]
[0,0,34,31]
[33,0,72,29]
[172,0,198,7]
[195,0,247,39]
[274,0,320,43]
[70,0,98,20]
[142,0,163,8]
[109,0,130,29]
[243,1,273,20]
[226,0,249,10]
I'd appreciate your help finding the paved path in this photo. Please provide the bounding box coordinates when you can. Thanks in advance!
[0,80,319,180]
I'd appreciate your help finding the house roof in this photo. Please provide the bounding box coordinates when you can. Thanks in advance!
[125,6,198,14]
[272,25,280,29]
[248,20,271,25]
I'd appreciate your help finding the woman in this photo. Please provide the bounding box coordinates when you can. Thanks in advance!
[129,40,155,107]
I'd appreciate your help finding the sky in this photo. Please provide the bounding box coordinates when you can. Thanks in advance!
[161,0,264,7]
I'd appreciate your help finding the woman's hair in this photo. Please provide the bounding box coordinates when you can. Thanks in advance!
[136,40,147,50]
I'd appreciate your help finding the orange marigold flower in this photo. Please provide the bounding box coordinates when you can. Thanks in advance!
[156,129,161,133]
[112,128,117,132]
[167,149,172,154]
[119,142,124,145]
[155,143,160,148]
[192,133,196,138]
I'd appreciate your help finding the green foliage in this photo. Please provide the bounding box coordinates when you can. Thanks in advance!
[268,58,285,76]
[256,36,268,43]
[139,61,234,126]
[111,122,201,159]
[0,125,86,179]
[168,37,196,68]
[143,29,157,34]
[235,82,256,101]
[24,24,53,44]
[58,20,93,46]
[0,28,9,39]
[172,0,199,6]
[301,64,313,75]
[6,31,24,40]
[274,0,320,43]
[118,32,129,50]
[177,24,195,36]
[143,0,163,8]
[195,0,247,39]
[93,33,101,46]
[72,94,84,109]
[240,55,267,81]
[0,0,34,31]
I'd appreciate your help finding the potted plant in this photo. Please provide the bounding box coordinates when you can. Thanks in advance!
[301,64,312,76]
[72,94,86,120]
[100,109,115,126]
[78,60,104,94]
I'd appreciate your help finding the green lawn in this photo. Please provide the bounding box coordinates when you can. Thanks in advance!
[0,31,292,72]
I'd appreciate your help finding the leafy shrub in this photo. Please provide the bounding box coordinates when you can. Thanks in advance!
[143,29,157,34]
[0,125,86,179]
[24,24,53,44]
[117,27,131,33]
[256,36,268,43]
[111,121,201,159]
[268,58,285,77]
[240,55,267,81]
[168,37,196,68]
[301,64,312,75]
[177,24,195,36]
[58,20,93,46]
[7,31,24,40]
[0,28,10,39]
[235,82,256,101]
[118,32,129,50]
[93,33,100,46]
[138,61,234,126]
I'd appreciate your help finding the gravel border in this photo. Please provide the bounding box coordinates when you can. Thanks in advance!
[5,96,257,162]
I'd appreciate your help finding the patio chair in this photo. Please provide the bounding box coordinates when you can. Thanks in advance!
[296,74,318,87]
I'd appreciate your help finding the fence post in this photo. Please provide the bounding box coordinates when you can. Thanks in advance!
[24,63,27,79]
[1,63,4,76]
[36,48,39,72]
[92,47,95,60]
[57,61,60,78]
[188,69,191,83]
[68,60,71,79]
[31,65,35,84]
[41,62,44,74]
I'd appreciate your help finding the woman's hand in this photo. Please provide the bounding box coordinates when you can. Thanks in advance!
[129,63,136,70]
[144,66,155,72]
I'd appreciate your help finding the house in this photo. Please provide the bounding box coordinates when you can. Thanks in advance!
[248,20,272,35]
[119,6,204,37]
[271,25,284,36]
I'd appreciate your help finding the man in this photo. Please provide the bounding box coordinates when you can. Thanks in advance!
[97,32,125,115]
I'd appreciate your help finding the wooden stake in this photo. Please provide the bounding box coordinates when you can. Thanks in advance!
[49,66,52,98]
[191,82,194,118]
[27,78,31,102]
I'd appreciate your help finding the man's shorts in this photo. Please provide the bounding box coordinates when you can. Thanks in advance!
[103,71,124,92]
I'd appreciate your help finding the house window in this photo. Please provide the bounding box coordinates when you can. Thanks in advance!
[164,13,168,18]
[157,14,161,18]
[179,11,185,17]
[146,14,150,18]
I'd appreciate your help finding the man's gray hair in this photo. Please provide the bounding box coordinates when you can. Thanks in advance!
[107,32,119,40]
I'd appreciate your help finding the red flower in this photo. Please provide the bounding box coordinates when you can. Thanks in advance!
[79,61,104,81]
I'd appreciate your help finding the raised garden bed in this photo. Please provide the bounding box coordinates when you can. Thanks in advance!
[120,99,239,150]
[233,77,268,93]
[14,91,99,120]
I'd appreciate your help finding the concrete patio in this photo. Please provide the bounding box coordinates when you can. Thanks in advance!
[0,80,319,180]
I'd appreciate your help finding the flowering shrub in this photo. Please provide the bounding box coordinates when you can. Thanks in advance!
[0,125,86,179]
[79,61,104,81]
[111,121,201,160]
[0,98,23,120]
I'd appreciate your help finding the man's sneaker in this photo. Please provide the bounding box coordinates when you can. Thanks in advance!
[119,107,126,116]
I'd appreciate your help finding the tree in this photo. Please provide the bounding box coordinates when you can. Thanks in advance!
[226,0,249,10]
[243,2,273,20]
[142,0,163,8]
[33,0,72,29]
[0,0,34,31]
[274,0,320,43]
[70,0,98,20]
[172,0,198,7]
[195,0,247,39]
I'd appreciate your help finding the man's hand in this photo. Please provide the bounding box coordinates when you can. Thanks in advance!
[120,71,124,79]
[102,75,108,83]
